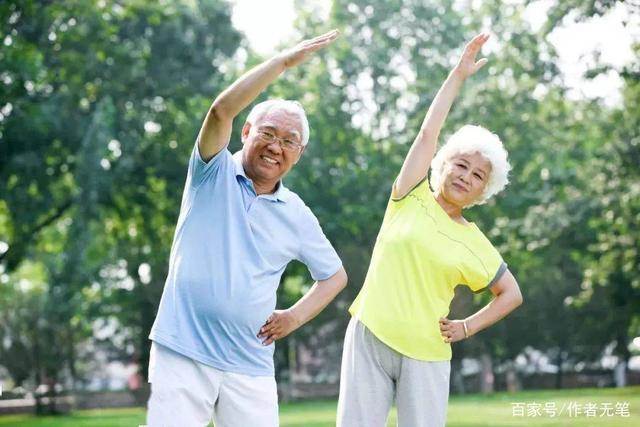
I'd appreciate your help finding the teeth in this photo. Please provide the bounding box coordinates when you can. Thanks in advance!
[261,156,277,164]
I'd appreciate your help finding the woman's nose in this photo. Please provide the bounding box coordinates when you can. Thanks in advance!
[460,171,472,183]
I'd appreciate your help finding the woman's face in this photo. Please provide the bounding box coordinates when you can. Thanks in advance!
[440,151,492,208]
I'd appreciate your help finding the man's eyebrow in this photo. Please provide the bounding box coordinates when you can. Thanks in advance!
[258,124,300,138]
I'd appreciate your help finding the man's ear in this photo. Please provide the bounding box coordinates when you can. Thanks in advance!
[293,144,306,164]
[241,122,251,144]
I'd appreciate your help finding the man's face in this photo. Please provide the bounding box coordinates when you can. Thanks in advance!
[241,109,305,184]
[440,151,492,207]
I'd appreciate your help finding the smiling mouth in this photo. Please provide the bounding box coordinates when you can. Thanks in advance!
[452,182,468,192]
[260,155,279,166]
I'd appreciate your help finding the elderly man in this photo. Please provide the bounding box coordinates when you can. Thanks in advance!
[147,30,346,427]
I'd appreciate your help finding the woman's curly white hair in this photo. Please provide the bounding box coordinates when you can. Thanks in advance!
[429,125,511,206]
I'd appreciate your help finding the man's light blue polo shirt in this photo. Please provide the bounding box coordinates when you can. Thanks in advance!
[149,142,342,376]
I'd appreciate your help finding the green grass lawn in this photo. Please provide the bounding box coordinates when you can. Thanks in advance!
[0,386,637,426]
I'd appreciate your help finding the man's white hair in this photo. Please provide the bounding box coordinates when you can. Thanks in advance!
[430,124,511,206]
[245,99,310,146]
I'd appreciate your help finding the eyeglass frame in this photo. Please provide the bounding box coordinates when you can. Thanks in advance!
[254,128,304,152]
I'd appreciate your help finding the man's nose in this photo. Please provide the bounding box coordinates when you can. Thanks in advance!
[266,140,282,154]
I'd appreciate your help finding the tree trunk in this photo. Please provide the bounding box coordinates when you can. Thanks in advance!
[451,358,465,394]
[554,349,564,389]
[506,361,520,392]
[616,333,630,387]
[480,353,494,394]
[46,375,58,415]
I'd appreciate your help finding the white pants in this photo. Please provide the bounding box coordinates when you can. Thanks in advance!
[146,342,279,427]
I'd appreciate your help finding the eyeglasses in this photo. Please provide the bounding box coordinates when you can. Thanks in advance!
[256,130,303,152]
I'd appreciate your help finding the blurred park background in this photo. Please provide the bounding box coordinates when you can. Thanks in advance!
[1,0,639,423]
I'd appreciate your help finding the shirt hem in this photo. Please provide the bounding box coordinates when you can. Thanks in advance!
[149,330,275,377]
[349,312,452,362]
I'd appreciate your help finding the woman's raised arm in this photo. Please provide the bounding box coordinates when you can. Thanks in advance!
[393,33,490,198]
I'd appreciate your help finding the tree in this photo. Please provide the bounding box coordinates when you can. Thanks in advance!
[0,0,242,409]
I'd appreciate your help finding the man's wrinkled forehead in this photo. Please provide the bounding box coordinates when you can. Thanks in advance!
[255,109,303,140]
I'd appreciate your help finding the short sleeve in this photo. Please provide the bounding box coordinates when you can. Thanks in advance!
[391,176,431,202]
[461,243,508,294]
[187,141,229,188]
[297,205,343,281]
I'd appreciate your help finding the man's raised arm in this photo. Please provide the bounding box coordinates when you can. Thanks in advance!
[197,30,340,162]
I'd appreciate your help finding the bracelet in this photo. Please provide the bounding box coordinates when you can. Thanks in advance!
[463,321,469,338]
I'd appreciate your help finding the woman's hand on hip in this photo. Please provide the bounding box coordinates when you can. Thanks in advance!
[439,317,467,343]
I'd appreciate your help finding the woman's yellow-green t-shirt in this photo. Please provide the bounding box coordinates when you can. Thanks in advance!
[349,178,507,361]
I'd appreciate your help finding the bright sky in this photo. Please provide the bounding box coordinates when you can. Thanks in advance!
[231,0,639,106]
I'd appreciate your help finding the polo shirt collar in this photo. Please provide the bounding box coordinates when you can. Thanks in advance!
[232,150,290,203]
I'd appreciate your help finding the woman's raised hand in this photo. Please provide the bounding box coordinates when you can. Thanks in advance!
[453,32,490,80]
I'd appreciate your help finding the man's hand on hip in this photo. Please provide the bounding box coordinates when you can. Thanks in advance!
[258,309,302,346]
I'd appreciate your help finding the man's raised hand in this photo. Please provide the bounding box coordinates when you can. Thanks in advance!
[278,29,340,69]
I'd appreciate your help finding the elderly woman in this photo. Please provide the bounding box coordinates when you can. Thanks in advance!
[337,33,523,427]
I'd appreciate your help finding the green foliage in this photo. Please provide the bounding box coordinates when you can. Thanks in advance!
[0,0,638,400]
[0,0,241,397]
[270,0,639,380]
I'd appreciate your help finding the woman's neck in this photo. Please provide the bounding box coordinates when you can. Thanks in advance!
[435,192,465,222]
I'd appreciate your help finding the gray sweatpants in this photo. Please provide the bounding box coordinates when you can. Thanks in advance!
[336,317,451,427]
